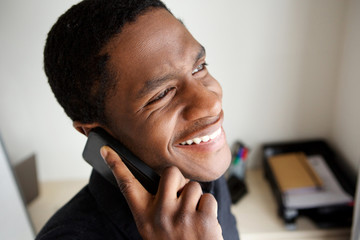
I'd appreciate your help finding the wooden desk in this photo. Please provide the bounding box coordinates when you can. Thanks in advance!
[231,169,351,240]
[27,179,88,234]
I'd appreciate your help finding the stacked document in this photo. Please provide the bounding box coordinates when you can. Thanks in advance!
[269,152,323,194]
[269,153,353,209]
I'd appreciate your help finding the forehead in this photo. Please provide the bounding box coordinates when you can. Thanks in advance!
[103,8,201,97]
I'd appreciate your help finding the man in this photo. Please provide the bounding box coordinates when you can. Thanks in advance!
[37,0,239,239]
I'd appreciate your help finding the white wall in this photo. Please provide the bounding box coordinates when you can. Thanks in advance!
[330,0,360,175]
[0,0,354,181]
[164,0,347,168]
[0,0,90,181]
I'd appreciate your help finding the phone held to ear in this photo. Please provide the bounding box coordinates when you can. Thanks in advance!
[82,128,160,195]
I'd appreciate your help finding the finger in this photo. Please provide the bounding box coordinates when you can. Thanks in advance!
[197,193,218,218]
[178,181,203,211]
[100,146,150,210]
[157,166,189,201]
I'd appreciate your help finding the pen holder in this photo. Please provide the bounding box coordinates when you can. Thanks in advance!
[226,141,249,204]
[227,174,248,204]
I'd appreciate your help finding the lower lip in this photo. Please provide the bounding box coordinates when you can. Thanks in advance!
[176,128,226,152]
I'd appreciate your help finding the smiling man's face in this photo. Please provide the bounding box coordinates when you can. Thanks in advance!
[102,8,231,182]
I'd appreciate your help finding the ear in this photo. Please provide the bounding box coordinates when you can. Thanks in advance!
[73,121,102,136]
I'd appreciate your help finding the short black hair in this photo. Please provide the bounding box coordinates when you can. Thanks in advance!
[44,0,169,125]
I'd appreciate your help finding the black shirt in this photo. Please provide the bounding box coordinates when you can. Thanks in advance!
[36,170,239,239]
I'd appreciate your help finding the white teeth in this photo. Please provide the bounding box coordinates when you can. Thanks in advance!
[180,128,221,146]
[202,136,210,142]
[193,138,202,144]
[210,128,221,140]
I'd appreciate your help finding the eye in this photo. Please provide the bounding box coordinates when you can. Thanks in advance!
[147,87,175,105]
[192,62,208,75]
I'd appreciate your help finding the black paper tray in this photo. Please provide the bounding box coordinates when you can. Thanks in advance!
[262,139,355,228]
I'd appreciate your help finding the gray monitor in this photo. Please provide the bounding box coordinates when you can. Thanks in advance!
[0,135,35,239]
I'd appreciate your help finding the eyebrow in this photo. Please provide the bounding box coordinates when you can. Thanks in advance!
[136,45,206,100]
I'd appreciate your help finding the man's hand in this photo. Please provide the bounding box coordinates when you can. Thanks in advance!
[100,146,223,240]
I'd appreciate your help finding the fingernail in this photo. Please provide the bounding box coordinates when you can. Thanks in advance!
[100,146,108,160]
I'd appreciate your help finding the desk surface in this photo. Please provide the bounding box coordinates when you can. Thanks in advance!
[28,169,351,239]
[231,169,351,240]
[27,179,88,233]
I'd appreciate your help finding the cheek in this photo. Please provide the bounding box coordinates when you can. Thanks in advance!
[207,75,223,98]
[127,113,177,171]
[143,105,179,146]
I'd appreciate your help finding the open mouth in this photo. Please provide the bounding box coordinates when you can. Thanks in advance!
[179,127,222,146]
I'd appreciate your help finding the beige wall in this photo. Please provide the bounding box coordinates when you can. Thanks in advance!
[330,0,360,176]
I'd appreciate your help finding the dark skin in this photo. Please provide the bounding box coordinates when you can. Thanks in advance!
[74,8,231,239]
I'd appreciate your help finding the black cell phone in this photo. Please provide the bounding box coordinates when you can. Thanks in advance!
[82,128,160,195]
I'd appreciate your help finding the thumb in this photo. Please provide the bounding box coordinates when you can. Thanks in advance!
[100,146,150,210]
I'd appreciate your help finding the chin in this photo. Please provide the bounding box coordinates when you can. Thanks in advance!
[191,146,232,182]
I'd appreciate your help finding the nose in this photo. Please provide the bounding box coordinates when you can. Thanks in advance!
[181,80,222,121]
